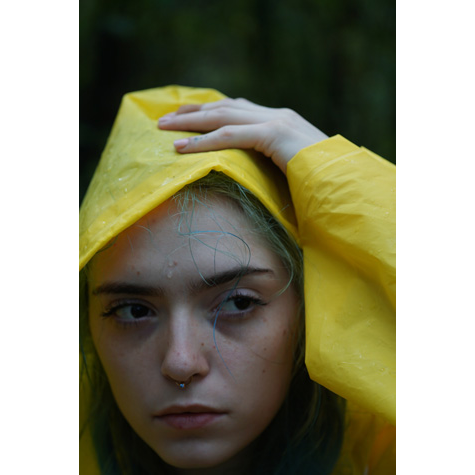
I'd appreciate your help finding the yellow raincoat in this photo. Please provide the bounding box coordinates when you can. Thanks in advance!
[80,85,395,473]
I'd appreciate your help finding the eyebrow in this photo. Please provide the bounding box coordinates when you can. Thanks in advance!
[91,267,274,297]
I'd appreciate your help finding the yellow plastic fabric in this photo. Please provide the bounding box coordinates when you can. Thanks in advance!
[79,85,395,473]
[287,137,396,426]
[79,86,297,271]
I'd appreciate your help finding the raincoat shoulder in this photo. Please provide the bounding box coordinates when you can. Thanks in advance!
[287,136,396,473]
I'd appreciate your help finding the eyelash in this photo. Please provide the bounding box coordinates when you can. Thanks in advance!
[101,300,154,328]
[214,292,267,320]
[100,292,267,329]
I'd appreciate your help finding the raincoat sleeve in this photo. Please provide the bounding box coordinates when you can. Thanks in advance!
[287,135,396,474]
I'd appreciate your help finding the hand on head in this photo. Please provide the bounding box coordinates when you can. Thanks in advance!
[158,98,328,175]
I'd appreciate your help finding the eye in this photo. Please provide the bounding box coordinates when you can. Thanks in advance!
[216,292,266,318]
[221,296,253,311]
[102,302,154,320]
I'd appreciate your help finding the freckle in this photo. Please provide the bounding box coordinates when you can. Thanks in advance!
[136,271,141,276]
[262,369,266,374]
[201,343,204,347]
[263,347,267,352]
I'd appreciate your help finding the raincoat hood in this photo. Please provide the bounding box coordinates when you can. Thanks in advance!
[80,86,297,271]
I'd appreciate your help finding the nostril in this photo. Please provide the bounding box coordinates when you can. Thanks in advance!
[161,340,210,384]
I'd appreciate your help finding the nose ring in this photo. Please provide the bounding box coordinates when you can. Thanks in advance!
[175,376,193,389]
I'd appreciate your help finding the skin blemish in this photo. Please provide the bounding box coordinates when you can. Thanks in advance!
[166,260,178,278]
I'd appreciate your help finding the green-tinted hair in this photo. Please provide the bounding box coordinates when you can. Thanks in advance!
[80,171,345,474]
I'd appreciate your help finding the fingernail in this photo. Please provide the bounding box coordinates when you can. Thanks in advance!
[174,138,189,149]
[158,112,176,126]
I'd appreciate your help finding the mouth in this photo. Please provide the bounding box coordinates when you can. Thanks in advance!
[155,405,226,430]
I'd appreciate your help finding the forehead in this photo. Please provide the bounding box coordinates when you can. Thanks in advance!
[89,196,280,282]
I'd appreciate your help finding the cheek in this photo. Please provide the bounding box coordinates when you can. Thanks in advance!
[95,344,160,435]
[247,303,299,398]
[230,331,295,437]
[90,321,155,412]
[253,299,299,370]
[257,326,295,389]
[223,317,297,407]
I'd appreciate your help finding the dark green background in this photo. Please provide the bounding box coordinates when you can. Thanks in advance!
[80,0,395,202]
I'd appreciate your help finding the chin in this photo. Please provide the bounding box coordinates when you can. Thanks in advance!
[156,443,248,471]
[161,454,230,470]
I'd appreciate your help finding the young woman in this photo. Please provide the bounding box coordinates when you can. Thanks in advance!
[80,85,395,474]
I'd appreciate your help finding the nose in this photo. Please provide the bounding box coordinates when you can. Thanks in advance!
[160,313,211,385]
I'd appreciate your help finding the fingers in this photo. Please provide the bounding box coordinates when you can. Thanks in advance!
[198,97,260,113]
[157,97,329,176]
[159,106,268,132]
[171,122,291,175]
[175,104,202,114]
[162,98,256,120]
[173,124,267,154]
[159,98,272,128]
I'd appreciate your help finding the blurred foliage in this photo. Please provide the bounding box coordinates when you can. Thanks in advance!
[80,0,395,202]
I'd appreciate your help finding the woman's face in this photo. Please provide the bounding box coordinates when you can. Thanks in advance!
[88,196,299,470]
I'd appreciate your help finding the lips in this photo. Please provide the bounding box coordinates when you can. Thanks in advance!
[155,405,225,430]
